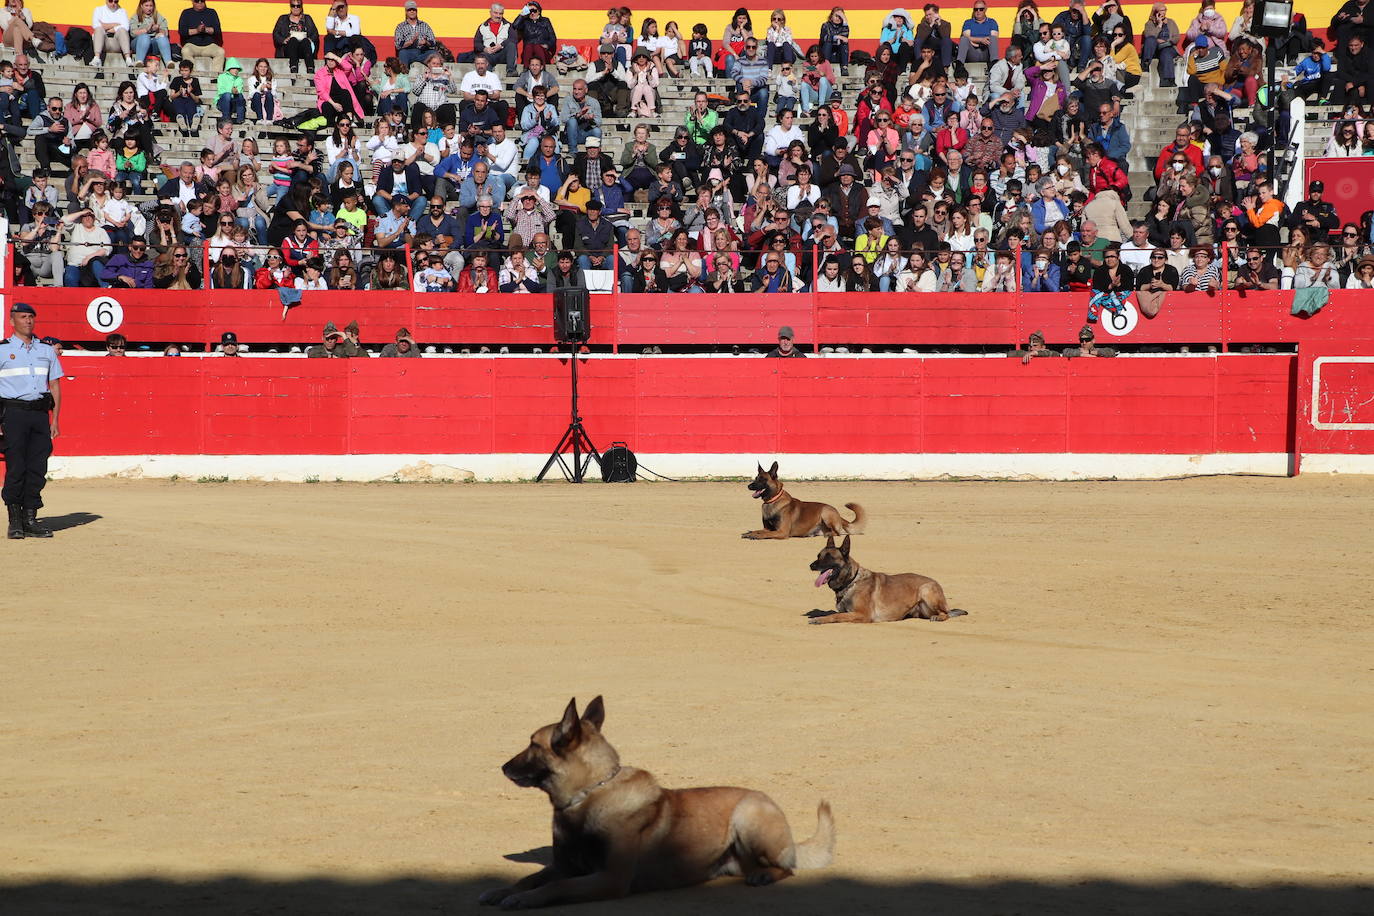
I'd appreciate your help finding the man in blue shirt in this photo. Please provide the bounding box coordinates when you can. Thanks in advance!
[729,38,771,111]
[958,2,999,64]
[374,196,414,248]
[434,137,479,200]
[1294,41,1335,102]
[528,134,565,192]
[0,302,62,538]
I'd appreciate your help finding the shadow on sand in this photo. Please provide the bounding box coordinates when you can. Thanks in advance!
[3,874,1370,916]
[39,511,103,532]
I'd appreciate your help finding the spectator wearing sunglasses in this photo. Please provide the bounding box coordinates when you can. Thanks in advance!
[99,239,155,288]
[1230,249,1279,291]
[958,2,1000,64]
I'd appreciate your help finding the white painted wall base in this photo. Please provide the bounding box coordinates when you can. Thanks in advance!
[46,452,1312,483]
[1300,454,1374,475]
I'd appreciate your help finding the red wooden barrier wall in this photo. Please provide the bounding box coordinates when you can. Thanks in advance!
[55,356,1296,458]
[12,287,1374,351]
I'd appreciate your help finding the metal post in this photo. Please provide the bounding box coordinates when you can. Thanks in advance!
[1266,52,1277,188]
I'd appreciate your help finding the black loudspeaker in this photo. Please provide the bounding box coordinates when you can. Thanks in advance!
[553,287,591,343]
[601,442,637,482]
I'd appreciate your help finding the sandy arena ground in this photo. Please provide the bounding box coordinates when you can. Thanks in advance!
[3,476,1373,915]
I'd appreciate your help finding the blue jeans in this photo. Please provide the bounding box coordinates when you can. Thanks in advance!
[577,255,612,271]
[821,40,848,68]
[19,85,42,118]
[800,78,832,113]
[565,120,600,153]
[66,259,105,288]
[371,193,395,216]
[1140,36,1179,82]
[217,92,246,122]
[776,94,797,117]
[251,91,277,121]
[398,46,430,68]
[115,168,144,194]
[133,32,173,63]
[767,43,797,65]
[745,85,769,111]
[377,94,409,119]
[237,214,269,243]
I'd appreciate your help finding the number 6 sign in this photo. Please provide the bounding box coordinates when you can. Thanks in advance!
[86,296,124,333]
[1099,297,1139,337]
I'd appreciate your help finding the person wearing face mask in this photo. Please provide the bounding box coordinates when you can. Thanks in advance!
[1202,155,1234,201]
[1185,1,1229,51]
[1022,246,1061,291]
[1153,123,1203,180]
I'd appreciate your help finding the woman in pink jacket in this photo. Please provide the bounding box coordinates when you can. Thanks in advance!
[314,50,364,125]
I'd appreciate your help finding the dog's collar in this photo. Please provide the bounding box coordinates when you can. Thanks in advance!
[830,563,861,593]
[556,766,622,812]
[763,489,785,504]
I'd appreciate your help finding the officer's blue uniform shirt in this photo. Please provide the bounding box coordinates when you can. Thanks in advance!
[0,335,63,401]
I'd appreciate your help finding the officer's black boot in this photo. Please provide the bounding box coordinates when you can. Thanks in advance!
[22,509,52,538]
[6,505,24,539]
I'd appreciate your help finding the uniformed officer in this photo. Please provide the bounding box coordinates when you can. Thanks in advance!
[1289,180,1340,236]
[1,302,63,539]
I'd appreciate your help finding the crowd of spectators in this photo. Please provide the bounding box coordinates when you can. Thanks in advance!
[1,0,1367,310]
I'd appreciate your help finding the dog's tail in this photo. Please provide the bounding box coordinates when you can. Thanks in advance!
[792,800,836,870]
[844,503,866,534]
[948,609,968,618]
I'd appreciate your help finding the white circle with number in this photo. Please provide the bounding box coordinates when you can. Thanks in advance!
[86,296,124,333]
[1098,297,1139,337]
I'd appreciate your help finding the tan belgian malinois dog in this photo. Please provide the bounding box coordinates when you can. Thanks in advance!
[808,535,968,624]
[743,462,866,539]
[479,697,835,909]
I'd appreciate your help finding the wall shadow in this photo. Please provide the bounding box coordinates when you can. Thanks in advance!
[3,875,1370,916]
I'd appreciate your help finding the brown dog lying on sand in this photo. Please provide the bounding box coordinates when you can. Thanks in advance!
[743,461,866,539]
[808,535,968,624]
[479,697,835,909]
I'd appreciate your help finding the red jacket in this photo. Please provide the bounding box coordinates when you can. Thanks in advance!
[1152,141,1204,180]
[1088,158,1129,200]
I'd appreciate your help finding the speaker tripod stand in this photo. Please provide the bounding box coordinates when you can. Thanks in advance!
[536,349,602,483]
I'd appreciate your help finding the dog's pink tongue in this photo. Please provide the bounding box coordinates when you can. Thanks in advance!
[815,568,834,588]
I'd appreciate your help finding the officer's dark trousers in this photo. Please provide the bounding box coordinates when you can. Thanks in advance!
[1,408,53,509]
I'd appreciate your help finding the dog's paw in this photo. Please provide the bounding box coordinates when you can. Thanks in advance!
[741,531,756,539]
[478,887,511,906]
[499,891,539,910]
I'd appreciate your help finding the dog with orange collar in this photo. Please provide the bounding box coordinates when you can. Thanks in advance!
[742,461,866,540]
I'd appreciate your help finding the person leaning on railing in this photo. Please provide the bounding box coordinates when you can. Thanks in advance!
[1230,248,1278,292]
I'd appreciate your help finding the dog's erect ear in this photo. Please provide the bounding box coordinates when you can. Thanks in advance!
[582,695,605,731]
[768,461,779,476]
[552,697,582,755]
[757,462,764,474]
[840,534,851,557]
[825,535,836,548]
